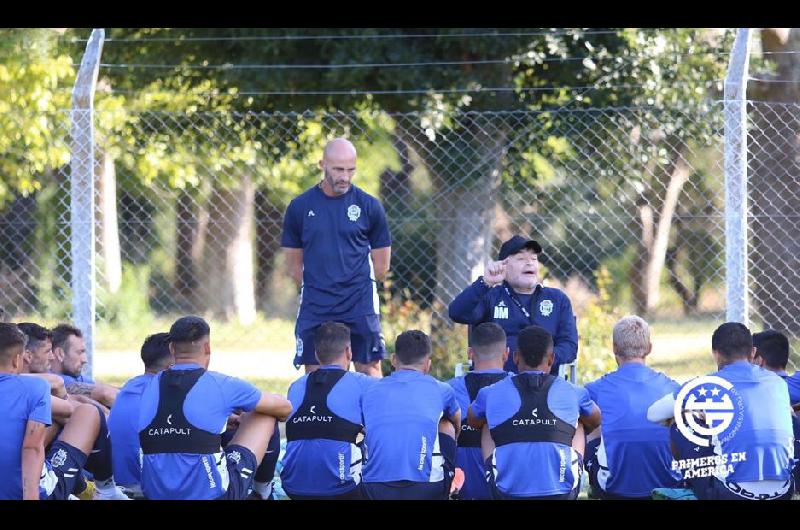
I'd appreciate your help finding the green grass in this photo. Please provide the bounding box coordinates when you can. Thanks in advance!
[94,315,296,352]
[647,315,718,382]
[102,374,294,395]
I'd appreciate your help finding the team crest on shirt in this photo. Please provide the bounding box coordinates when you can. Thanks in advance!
[227,451,242,465]
[539,299,554,317]
[347,204,361,222]
[51,448,67,468]
[296,337,304,355]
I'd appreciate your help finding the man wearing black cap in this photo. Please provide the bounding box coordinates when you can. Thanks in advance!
[448,235,578,375]
[137,316,292,499]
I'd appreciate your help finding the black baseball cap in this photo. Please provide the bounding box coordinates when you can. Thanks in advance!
[498,235,543,261]
[168,316,210,343]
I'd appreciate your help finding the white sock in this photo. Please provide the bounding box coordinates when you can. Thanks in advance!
[94,477,119,494]
[253,480,273,499]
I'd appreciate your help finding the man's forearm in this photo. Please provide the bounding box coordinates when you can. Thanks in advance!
[68,394,110,415]
[21,447,44,500]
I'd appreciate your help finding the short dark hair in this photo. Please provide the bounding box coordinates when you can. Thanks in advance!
[17,322,52,352]
[141,332,172,370]
[0,323,27,363]
[516,325,553,368]
[470,323,507,359]
[51,324,82,352]
[753,329,789,370]
[711,322,752,359]
[313,322,351,365]
[395,330,431,365]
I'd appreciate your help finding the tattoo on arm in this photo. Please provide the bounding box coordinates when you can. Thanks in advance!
[66,382,96,396]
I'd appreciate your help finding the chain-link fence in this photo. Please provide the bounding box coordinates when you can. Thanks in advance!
[1,104,738,378]
[748,100,800,362]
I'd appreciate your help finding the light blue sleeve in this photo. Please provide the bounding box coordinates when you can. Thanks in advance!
[583,379,600,404]
[470,387,489,420]
[218,374,261,413]
[441,382,460,419]
[28,378,52,427]
[286,377,305,419]
[575,385,596,417]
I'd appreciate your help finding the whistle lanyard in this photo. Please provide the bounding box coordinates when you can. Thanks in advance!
[502,283,540,322]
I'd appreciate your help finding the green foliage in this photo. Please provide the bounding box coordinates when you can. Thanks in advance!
[379,275,466,380]
[96,264,154,326]
[0,29,74,204]
[577,266,620,383]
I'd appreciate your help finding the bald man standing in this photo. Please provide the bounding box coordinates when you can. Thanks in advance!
[281,138,392,378]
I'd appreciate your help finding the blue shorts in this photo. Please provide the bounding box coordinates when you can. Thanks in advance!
[41,441,88,500]
[216,444,259,501]
[294,315,386,367]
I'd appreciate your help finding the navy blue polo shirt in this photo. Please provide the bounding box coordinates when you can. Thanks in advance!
[281,184,391,321]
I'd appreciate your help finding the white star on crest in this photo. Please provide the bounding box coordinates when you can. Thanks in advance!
[697,387,708,396]
[710,387,721,396]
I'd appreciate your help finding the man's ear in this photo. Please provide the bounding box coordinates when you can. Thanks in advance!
[424,357,432,374]
[391,354,398,369]
[502,346,509,364]
[22,349,32,364]
[513,350,520,368]
[52,346,65,363]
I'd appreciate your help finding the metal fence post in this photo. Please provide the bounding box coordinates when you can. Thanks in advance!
[724,28,752,325]
[70,29,104,379]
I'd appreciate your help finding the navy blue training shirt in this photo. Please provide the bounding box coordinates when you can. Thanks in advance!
[281,184,391,321]
[449,280,578,374]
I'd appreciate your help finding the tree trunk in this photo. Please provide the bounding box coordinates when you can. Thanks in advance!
[630,143,691,316]
[95,151,122,294]
[175,189,198,302]
[644,149,691,313]
[200,176,257,324]
[748,29,800,332]
[254,190,283,310]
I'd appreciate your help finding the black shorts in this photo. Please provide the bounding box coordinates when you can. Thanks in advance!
[487,454,583,500]
[294,315,386,367]
[41,441,88,500]
[361,480,448,500]
[286,485,364,500]
[216,445,259,501]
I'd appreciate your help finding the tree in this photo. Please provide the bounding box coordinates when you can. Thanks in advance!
[748,29,800,333]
